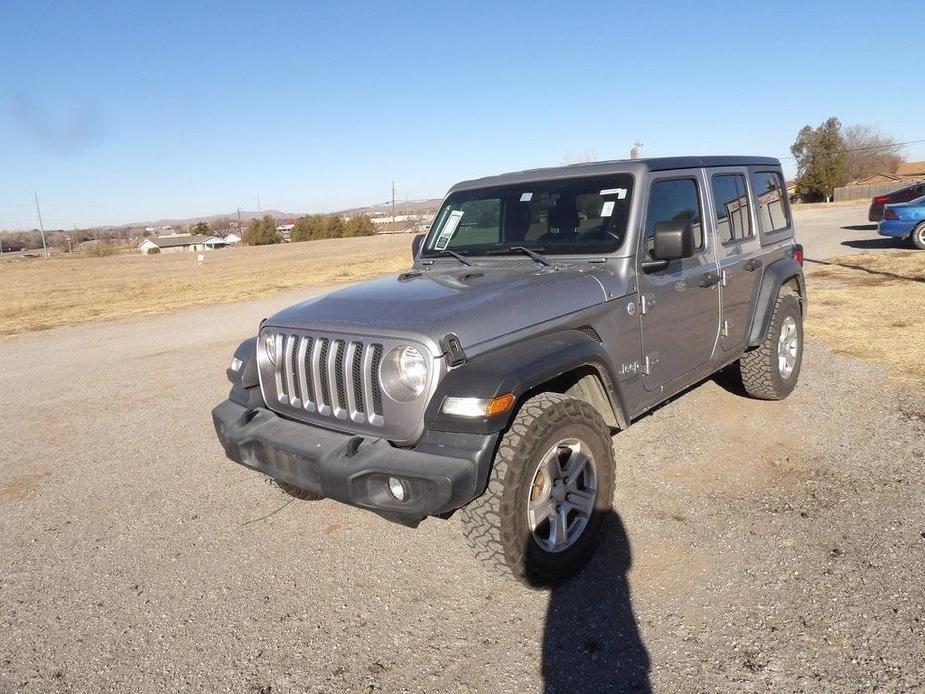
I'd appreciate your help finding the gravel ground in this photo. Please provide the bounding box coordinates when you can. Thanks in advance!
[1,206,923,693]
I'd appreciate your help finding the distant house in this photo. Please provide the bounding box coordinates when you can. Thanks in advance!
[138,234,209,254]
[203,236,227,250]
[224,233,242,245]
[847,161,925,186]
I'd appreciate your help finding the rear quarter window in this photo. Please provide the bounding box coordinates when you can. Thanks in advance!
[752,171,790,235]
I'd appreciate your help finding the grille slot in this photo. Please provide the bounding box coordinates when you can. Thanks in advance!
[318,339,331,407]
[370,344,383,415]
[351,344,365,414]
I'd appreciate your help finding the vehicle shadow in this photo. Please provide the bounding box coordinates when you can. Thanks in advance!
[840,238,907,250]
[541,510,651,693]
[841,224,878,231]
[805,256,924,283]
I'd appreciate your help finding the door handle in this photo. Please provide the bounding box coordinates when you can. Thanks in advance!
[697,272,721,288]
[744,258,762,272]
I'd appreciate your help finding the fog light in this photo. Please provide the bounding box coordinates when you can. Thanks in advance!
[387,477,407,502]
[229,357,243,372]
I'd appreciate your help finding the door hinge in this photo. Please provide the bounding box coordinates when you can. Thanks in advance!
[721,270,728,287]
[643,355,651,375]
[640,294,648,315]
[722,320,729,337]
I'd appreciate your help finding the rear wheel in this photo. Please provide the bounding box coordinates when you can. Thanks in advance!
[912,222,925,250]
[459,392,615,587]
[738,293,803,400]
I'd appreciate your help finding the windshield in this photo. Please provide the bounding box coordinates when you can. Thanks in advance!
[423,174,634,257]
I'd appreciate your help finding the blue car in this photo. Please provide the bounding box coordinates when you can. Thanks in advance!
[879,195,925,249]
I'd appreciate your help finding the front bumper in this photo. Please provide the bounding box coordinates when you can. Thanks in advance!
[878,219,915,238]
[212,399,498,525]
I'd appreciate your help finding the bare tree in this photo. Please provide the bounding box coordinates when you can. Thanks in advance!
[843,124,904,182]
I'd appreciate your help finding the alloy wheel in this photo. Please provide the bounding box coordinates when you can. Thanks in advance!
[527,438,597,553]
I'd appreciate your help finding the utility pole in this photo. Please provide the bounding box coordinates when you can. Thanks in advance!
[34,192,49,259]
[257,194,262,214]
[391,181,395,224]
[237,207,242,232]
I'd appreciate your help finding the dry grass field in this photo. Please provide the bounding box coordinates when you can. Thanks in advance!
[0,235,411,336]
[805,251,925,382]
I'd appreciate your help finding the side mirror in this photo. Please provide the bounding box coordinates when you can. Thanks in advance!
[641,220,695,273]
[653,220,695,260]
[411,233,425,260]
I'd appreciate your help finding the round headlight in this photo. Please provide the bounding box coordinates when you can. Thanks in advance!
[262,332,278,365]
[379,345,428,402]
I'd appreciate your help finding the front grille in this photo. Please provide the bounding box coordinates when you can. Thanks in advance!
[266,331,385,427]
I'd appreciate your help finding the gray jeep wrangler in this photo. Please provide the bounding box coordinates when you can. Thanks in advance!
[212,156,805,586]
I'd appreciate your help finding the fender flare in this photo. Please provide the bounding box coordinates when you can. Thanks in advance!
[423,329,629,435]
[748,258,806,347]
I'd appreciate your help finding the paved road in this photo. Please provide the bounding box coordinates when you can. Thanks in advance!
[2,205,923,692]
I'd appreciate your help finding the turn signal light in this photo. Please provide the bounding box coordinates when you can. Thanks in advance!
[486,393,516,416]
[442,393,516,418]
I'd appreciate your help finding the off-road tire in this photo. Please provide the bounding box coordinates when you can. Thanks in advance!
[459,392,615,587]
[911,222,925,250]
[274,480,323,501]
[738,293,803,400]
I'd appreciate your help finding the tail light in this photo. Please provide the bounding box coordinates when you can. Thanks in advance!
[792,244,803,266]
[884,208,898,220]
[872,195,890,205]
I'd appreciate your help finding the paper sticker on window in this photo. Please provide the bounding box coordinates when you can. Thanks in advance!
[601,201,615,217]
[434,210,464,250]
[600,188,627,199]
[520,192,533,202]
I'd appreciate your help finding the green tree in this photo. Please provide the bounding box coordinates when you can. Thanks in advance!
[790,116,848,202]
[193,221,209,234]
[324,215,346,238]
[291,214,325,242]
[245,215,280,245]
[346,213,376,237]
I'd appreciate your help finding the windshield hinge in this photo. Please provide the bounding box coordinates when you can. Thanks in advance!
[640,295,648,315]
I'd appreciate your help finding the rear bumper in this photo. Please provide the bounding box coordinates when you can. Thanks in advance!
[212,399,498,525]
[878,220,915,238]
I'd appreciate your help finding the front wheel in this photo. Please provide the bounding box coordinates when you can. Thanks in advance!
[911,222,925,250]
[274,480,323,501]
[459,392,615,587]
[737,293,803,400]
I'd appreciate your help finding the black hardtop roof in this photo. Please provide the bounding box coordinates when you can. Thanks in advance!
[449,155,781,193]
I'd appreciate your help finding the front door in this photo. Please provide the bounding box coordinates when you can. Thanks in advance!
[707,169,764,350]
[637,171,721,391]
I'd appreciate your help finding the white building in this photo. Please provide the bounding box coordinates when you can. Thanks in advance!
[138,234,209,254]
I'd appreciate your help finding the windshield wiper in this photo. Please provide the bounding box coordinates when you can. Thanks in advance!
[485,246,552,267]
[427,249,472,266]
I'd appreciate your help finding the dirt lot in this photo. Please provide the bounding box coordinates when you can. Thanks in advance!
[0,235,410,337]
[1,206,923,692]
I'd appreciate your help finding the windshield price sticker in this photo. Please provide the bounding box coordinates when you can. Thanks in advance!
[600,188,627,199]
[434,210,464,250]
[520,192,533,202]
[601,200,615,217]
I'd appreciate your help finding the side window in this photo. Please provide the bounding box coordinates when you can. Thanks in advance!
[711,174,753,244]
[643,178,703,260]
[753,171,790,234]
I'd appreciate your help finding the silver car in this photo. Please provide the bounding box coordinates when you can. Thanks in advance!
[212,156,806,585]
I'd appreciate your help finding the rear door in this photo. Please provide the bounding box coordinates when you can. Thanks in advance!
[707,169,763,351]
[637,170,721,391]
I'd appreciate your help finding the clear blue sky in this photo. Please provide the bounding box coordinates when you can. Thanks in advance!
[2,0,923,230]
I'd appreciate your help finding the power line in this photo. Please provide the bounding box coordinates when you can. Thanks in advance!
[779,137,925,161]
